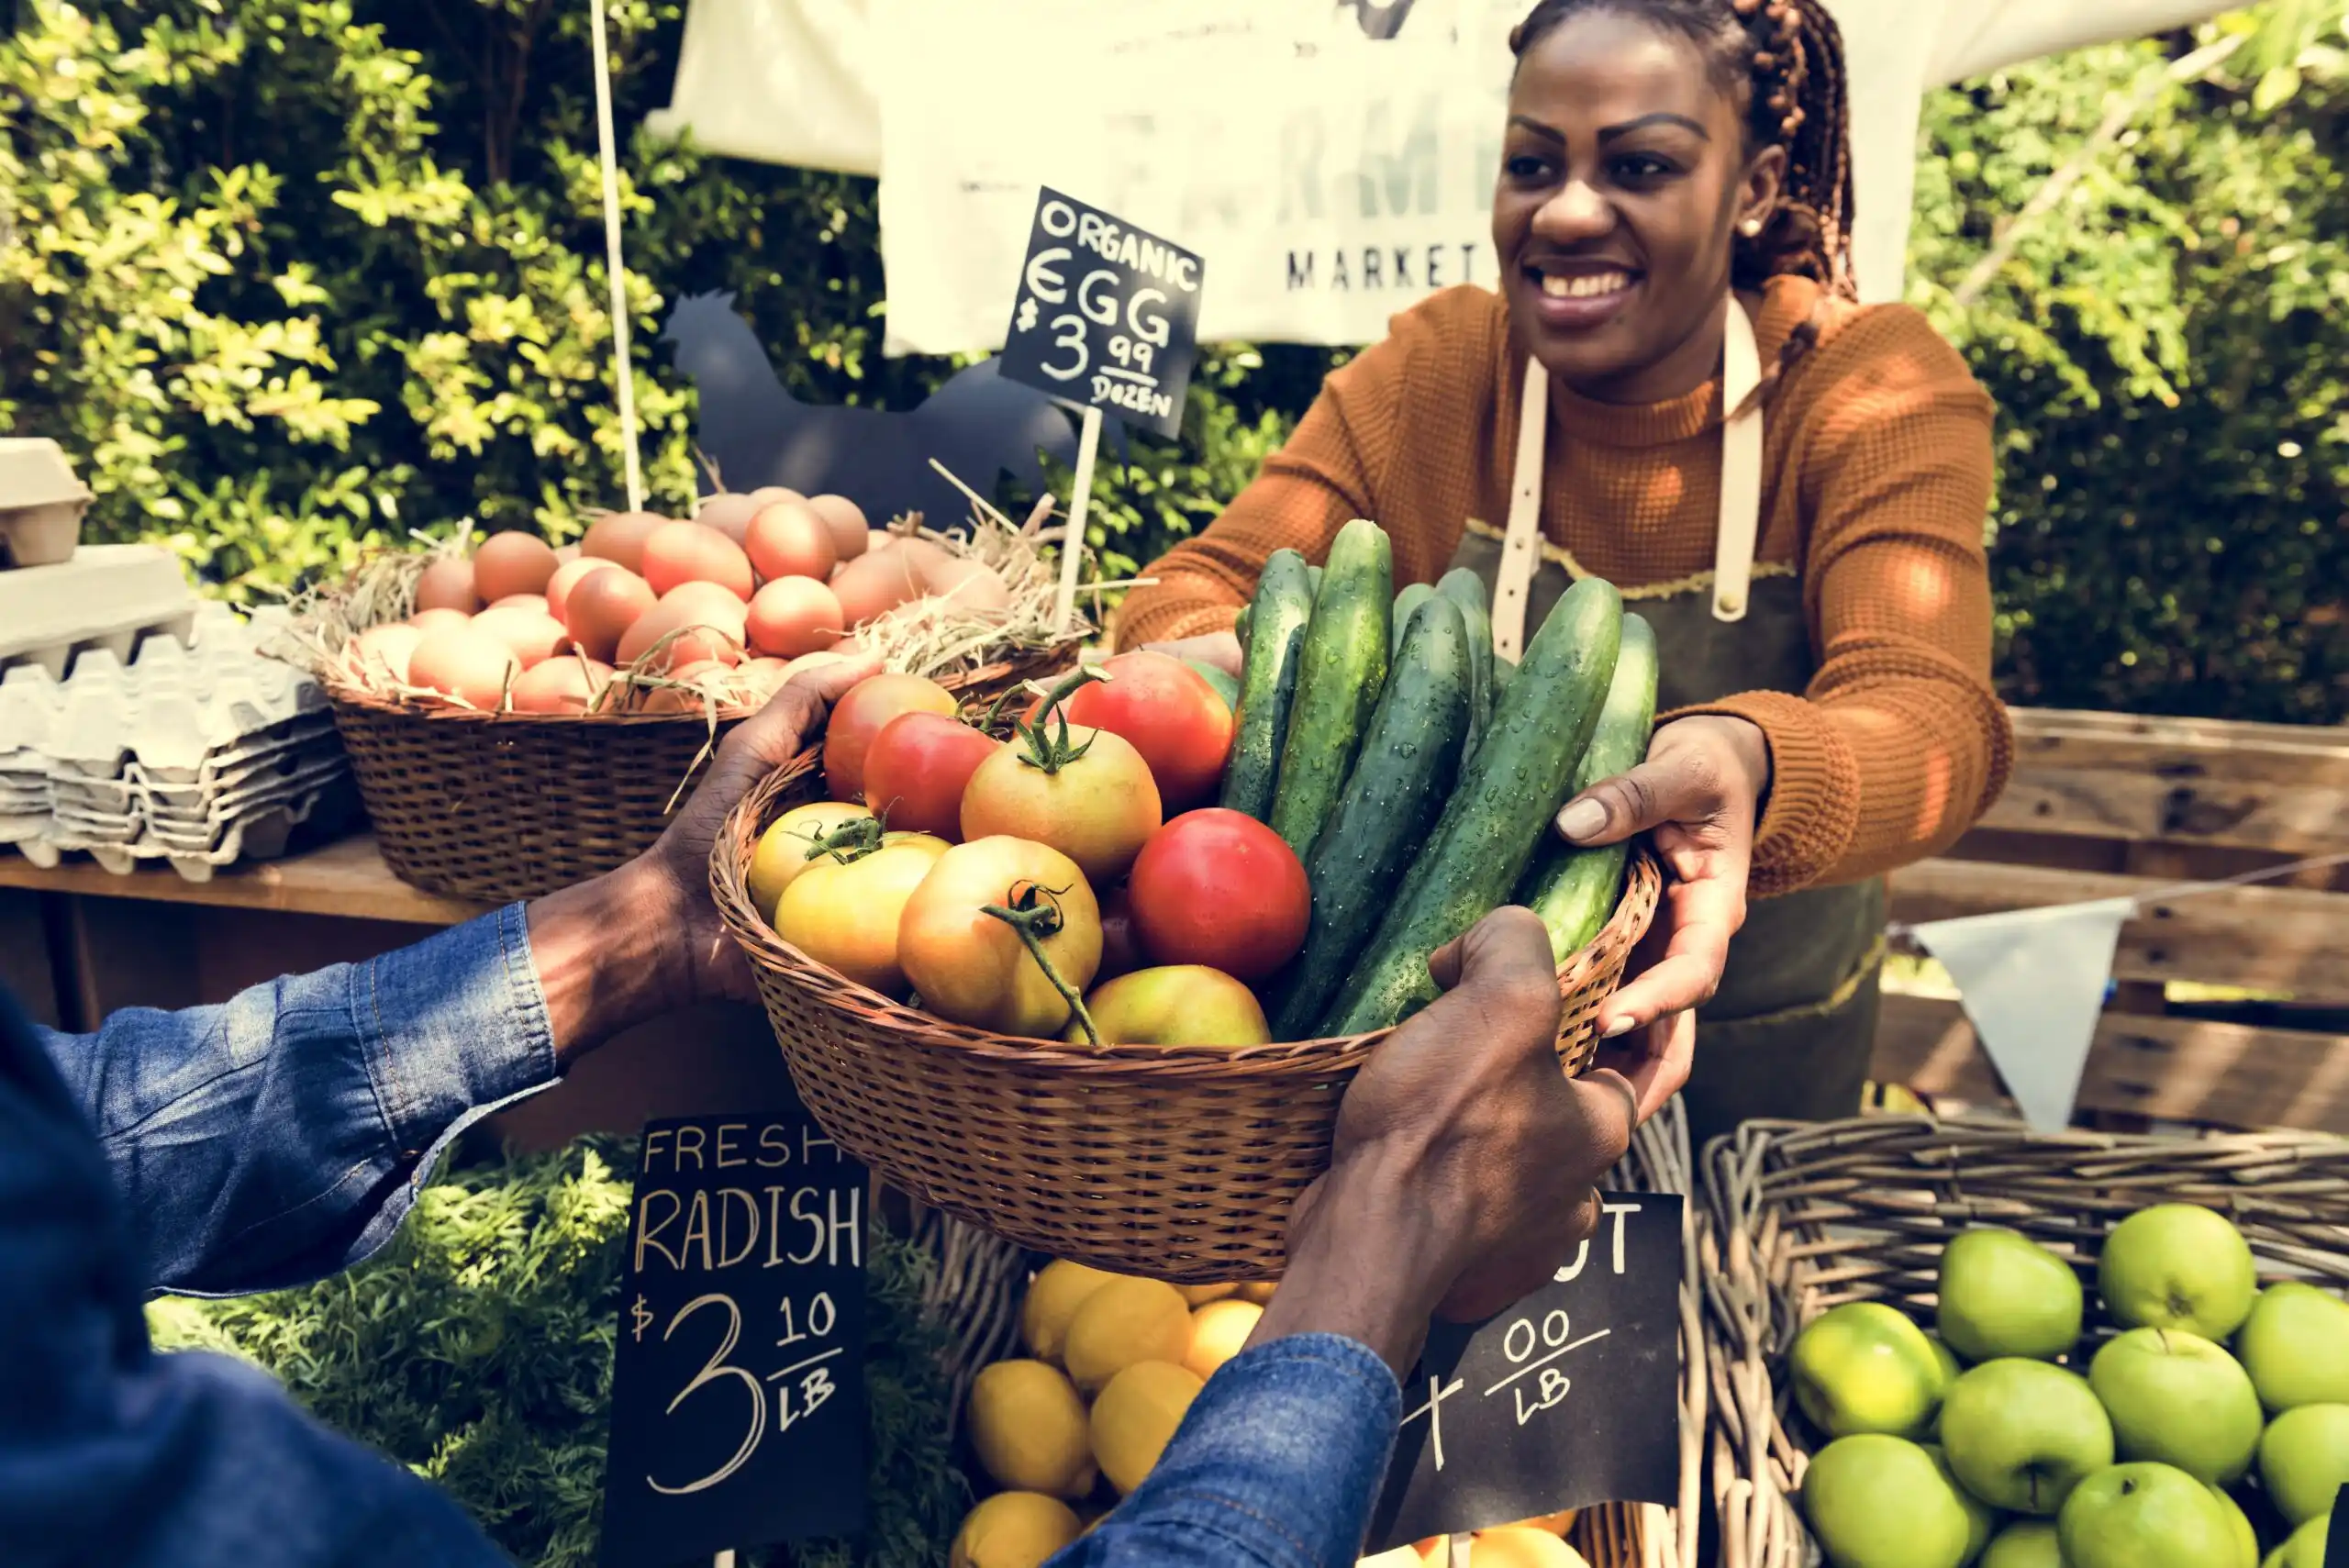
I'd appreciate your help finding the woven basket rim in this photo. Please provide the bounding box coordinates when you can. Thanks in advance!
[710,751,1666,1068]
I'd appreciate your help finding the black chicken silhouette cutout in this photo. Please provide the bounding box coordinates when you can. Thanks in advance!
[660,292,1126,527]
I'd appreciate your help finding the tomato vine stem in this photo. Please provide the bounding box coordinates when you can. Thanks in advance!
[979,881,1102,1047]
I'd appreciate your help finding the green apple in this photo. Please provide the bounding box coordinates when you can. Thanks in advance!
[1921,1443,1998,1562]
[2087,1327,2264,1483]
[1979,1520,2062,1568]
[2210,1484,2260,1568]
[1072,966,1270,1046]
[2097,1205,2257,1340]
[1937,1228,2084,1362]
[2239,1283,2349,1413]
[2257,1402,2349,1525]
[1791,1301,1952,1439]
[1801,1434,1977,1568]
[2057,1462,2239,1568]
[1937,1359,2114,1514]
[2266,1513,2332,1568]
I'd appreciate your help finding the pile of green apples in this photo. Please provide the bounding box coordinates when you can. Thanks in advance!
[1791,1204,2349,1568]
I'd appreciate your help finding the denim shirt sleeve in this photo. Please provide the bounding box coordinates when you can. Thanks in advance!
[33,904,559,1298]
[1053,1333,1402,1568]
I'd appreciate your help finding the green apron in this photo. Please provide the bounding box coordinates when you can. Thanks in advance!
[1451,299,1885,1148]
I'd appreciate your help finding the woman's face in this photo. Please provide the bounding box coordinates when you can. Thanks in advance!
[1493,10,1784,402]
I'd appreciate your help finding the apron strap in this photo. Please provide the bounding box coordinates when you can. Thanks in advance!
[1713,294,1763,622]
[1493,355,1548,662]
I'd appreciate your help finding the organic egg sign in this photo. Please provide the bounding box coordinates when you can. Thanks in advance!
[600,1114,868,1568]
[999,187,1204,439]
[1366,1194,1684,1552]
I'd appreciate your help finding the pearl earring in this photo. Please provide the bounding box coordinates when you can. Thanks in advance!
[1740,217,1765,238]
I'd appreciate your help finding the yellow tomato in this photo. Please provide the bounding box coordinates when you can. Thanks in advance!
[748,801,874,923]
[897,837,1101,1037]
[773,832,950,994]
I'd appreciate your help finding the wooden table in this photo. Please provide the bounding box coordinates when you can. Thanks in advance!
[2,834,802,1150]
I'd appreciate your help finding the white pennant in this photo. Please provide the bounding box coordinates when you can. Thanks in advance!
[1909,898,2135,1133]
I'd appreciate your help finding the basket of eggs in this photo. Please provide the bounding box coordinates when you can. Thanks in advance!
[297,488,1089,904]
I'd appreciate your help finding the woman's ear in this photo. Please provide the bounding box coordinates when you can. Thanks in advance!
[1736,144,1788,233]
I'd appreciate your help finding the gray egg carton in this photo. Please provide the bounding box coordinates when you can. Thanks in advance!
[0,543,195,678]
[0,439,93,570]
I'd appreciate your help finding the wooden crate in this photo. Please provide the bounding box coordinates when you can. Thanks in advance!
[1874,706,2349,1134]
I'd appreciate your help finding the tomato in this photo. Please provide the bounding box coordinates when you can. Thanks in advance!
[1095,883,1142,983]
[823,673,958,802]
[747,801,874,922]
[862,712,1001,840]
[772,831,950,995]
[1074,966,1270,1047]
[960,722,1161,884]
[1127,809,1309,983]
[1029,651,1234,811]
[898,837,1102,1038]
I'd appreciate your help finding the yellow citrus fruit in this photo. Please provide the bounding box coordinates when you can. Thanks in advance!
[1514,1508,1579,1536]
[1177,1282,1239,1307]
[1234,1280,1278,1305]
[1019,1261,1123,1365]
[1063,1277,1194,1395]
[1470,1527,1590,1567]
[1184,1298,1263,1382]
[1090,1360,1204,1494]
[748,801,873,921]
[949,1491,1081,1568]
[1357,1545,1441,1567]
[965,1360,1097,1497]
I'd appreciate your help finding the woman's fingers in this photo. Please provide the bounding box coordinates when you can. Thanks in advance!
[1140,631,1245,679]
[1599,861,1746,1035]
[1594,1009,1696,1123]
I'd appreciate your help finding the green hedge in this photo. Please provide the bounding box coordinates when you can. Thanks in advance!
[3,2,2340,720]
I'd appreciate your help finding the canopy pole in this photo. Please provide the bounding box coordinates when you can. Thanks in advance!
[588,0,647,512]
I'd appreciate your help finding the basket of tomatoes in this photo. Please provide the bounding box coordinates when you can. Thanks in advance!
[295,489,1084,902]
[711,519,1662,1281]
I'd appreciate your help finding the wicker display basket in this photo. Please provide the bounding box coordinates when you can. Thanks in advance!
[330,650,1061,902]
[1696,1116,2349,1568]
[710,752,1663,1284]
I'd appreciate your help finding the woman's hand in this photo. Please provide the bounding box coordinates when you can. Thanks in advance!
[1140,630,1244,680]
[1553,714,1768,1119]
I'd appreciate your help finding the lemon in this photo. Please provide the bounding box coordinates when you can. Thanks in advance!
[1235,1280,1278,1306]
[1358,1546,1440,1566]
[1063,1277,1194,1395]
[1470,1527,1590,1567]
[1177,1282,1239,1307]
[966,1360,1096,1496]
[748,801,872,921]
[949,1491,1081,1568]
[1020,1261,1124,1365]
[1514,1508,1580,1536]
[1090,1360,1204,1494]
[1184,1298,1263,1382]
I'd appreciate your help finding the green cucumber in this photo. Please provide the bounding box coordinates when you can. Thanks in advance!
[1318,576,1623,1036]
[1391,583,1433,657]
[1306,563,1325,602]
[1271,595,1473,1040]
[1184,657,1241,712]
[1233,604,1252,646]
[1436,568,1494,759]
[1517,613,1659,962]
[1219,550,1316,820]
[1267,519,1393,857]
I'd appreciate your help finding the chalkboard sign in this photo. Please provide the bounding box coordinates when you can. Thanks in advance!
[600,1116,868,1568]
[1367,1194,1684,1551]
[1000,187,1203,439]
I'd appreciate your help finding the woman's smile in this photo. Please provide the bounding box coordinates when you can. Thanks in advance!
[1522,260,1644,330]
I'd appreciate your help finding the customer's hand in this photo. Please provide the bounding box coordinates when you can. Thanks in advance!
[1252,908,1637,1374]
[1553,714,1765,1118]
[1140,630,1244,680]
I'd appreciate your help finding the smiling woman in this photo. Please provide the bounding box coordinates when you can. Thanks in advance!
[1117,0,2011,1143]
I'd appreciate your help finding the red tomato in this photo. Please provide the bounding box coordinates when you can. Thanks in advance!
[1031,652,1234,811]
[823,673,958,802]
[1127,809,1309,982]
[862,712,1001,839]
[960,724,1161,885]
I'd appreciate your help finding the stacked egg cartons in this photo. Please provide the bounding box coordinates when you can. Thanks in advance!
[0,602,358,882]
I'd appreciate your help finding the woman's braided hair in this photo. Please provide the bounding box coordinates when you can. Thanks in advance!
[1508,0,1858,405]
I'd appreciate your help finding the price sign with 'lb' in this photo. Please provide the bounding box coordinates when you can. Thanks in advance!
[600,1116,867,1568]
[999,187,1204,439]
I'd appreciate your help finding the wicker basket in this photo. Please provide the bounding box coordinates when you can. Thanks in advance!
[710,753,1663,1284]
[1696,1116,2349,1568]
[331,650,1061,903]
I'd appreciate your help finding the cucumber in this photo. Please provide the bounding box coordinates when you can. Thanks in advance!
[1267,519,1393,857]
[1517,613,1659,962]
[1436,568,1494,759]
[1307,563,1325,602]
[1270,595,1473,1040]
[1184,657,1241,712]
[1318,576,1623,1036]
[1233,604,1252,646]
[1219,550,1316,820]
[1391,583,1433,658]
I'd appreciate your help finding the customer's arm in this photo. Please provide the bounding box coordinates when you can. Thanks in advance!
[1054,909,1641,1568]
[35,658,874,1298]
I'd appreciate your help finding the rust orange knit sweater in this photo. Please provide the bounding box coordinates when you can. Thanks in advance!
[1116,276,2012,896]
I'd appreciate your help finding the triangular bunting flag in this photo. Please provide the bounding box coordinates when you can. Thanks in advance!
[1909,898,2135,1133]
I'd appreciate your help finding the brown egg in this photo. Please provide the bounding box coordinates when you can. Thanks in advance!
[490,593,550,614]
[691,492,764,546]
[414,557,483,615]
[408,626,521,708]
[641,520,755,601]
[510,656,615,715]
[562,566,657,662]
[544,557,617,623]
[408,606,473,634]
[580,510,672,572]
[353,624,424,684]
[865,529,896,553]
[554,542,581,564]
[636,660,729,714]
[749,485,806,508]
[807,495,869,562]
[731,657,794,703]
[829,547,926,626]
[921,555,1012,615]
[617,588,748,670]
[747,576,847,659]
[472,606,569,668]
[777,650,855,686]
[472,531,560,602]
[745,501,839,584]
